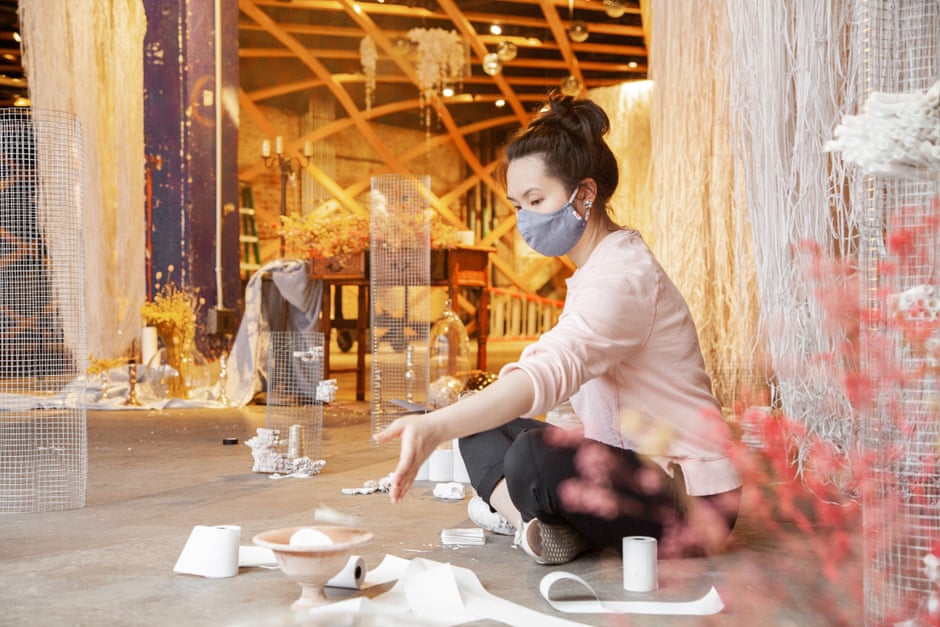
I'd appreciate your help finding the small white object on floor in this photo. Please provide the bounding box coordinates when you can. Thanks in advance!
[245,428,293,473]
[316,378,338,403]
[342,472,395,495]
[432,482,466,500]
[269,457,326,480]
[441,527,485,546]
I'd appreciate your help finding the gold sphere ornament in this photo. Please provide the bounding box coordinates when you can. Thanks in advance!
[560,74,582,97]
[604,0,627,18]
[482,52,503,76]
[567,20,589,43]
[497,41,517,62]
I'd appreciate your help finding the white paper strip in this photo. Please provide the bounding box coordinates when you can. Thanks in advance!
[540,571,724,616]
[305,555,584,626]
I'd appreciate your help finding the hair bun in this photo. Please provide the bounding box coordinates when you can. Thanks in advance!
[535,91,610,147]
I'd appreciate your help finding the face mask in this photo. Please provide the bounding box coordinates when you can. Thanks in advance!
[516,187,589,257]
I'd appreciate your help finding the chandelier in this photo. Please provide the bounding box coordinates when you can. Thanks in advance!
[407,27,468,132]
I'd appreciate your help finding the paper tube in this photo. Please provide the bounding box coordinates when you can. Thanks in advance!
[141,326,158,366]
[452,438,471,483]
[173,525,241,578]
[416,457,430,481]
[428,448,453,482]
[622,536,658,592]
[326,555,367,589]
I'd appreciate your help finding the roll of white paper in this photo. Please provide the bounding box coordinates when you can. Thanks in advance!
[623,536,658,592]
[326,555,367,589]
[141,326,158,366]
[452,438,471,483]
[415,457,430,481]
[428,448,453,482]
[173,525,241,578]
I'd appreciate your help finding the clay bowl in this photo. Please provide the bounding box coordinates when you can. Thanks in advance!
[253,525,373,610]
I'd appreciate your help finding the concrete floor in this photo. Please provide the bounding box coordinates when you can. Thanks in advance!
[0,343,865,626]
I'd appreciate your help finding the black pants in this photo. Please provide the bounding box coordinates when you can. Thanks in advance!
[458,418,740,554]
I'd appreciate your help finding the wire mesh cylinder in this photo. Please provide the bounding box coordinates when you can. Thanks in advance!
[0,108,87,513]
[856,1,940,623]
[370,174,431,438]
[265,331,324,461]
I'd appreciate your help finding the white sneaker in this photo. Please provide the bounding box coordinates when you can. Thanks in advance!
[467,495,516,536]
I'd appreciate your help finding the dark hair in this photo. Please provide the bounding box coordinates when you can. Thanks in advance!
[503,92,619,213]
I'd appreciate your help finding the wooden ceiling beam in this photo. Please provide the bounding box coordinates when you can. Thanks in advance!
[239,0,410,177]
[336,0,517,230]
[536,0,583,94]
[435,0,529,125]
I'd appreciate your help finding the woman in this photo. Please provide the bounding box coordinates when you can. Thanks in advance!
[375,93,742,565]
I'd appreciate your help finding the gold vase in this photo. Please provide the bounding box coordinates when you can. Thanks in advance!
[162,335,190,399]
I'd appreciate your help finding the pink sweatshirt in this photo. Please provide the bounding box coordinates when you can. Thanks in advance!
[500,229,742,496]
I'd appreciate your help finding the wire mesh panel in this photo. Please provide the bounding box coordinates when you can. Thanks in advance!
[370,174,431,438]
[0,108,86,513]
[265,331,324,461]
[854,1,940,623]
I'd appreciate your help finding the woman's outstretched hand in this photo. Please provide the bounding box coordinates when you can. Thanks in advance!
[373,412,443,503]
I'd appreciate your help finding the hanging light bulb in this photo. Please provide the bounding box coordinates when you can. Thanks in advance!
[482,52,502,76]
[560,74,582,97]
[604,0,627,18]
[496,41,517,62]
[567,20,589,43]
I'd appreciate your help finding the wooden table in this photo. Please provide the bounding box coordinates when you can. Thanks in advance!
[310,246,493,401]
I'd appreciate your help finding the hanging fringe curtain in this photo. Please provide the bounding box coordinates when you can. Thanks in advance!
[589,81,655,248]
[648,0,759,413]
[725,0,861,463]
[19,0,147,361]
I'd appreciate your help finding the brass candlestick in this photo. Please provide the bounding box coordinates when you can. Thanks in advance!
[125,361,142,407]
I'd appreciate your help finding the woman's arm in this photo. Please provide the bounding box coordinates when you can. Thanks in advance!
[374,368,535,502]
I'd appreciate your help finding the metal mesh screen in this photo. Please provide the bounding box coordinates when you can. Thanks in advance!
[265,331,324,460]
[370,174,431,438]
[855,1,940,622]
[0,108,87,513]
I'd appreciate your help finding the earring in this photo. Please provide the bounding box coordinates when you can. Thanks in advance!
[584,199,593,210]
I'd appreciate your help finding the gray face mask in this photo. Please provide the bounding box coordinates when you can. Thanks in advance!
[516,187,589,257]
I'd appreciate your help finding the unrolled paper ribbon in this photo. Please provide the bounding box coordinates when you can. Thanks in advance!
[173,525,241,578]
[307,555,583,626]
[540,571,724,616]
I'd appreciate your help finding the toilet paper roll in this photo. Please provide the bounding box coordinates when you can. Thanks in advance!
[622,536,658,592]
[428,448,453,482]
[452,438,471,483]
[415,456,430,481]
[141,326,158,366]
[326,555,367,589]
[174,525,241,578]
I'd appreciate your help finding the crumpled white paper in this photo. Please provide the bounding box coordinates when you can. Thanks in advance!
[432,482,466,500]
[341,473,394,495]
